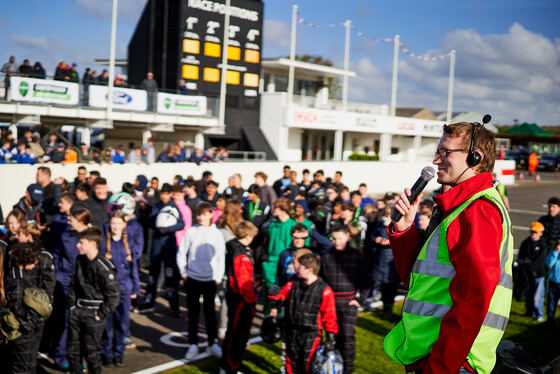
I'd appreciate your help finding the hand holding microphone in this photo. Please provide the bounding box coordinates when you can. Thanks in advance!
[391,166,436,231]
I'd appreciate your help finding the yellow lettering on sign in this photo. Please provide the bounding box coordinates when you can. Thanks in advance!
[182,65,199,80]
[203,67,220,82]
[183,39,200,54]
[227,46,241,61]
[245,49,260,64]
[226,70,240,85]
[204,42,221,58]
[243,73,259,87]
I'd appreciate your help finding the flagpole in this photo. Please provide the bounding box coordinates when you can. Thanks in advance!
[342,19,351,111]
[218,0,231,129]
[390,34,400,116]
[287,4,298,107]
[446,49,456,123]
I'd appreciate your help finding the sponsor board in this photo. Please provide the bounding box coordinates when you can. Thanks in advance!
[287,107,443,137]
[156,92,207,116]
[88,85,148,111]
[9,77,79,105]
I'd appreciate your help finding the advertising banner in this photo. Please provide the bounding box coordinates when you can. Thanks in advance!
[88,85,148,111]
[156,93,207,116]
[9,77,79,105]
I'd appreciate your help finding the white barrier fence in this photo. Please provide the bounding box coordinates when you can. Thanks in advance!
[0,160,515,216]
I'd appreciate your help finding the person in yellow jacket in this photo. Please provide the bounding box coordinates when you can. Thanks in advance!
[385,121,513,374]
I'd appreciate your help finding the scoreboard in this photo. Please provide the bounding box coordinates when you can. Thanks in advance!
[180,0,263,98]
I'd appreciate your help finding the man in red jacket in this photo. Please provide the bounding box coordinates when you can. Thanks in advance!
[385,121,512,374]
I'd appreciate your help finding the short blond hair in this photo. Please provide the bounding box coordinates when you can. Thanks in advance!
[234,220,259,239]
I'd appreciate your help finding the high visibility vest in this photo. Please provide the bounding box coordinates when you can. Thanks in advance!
[384,186,513,374]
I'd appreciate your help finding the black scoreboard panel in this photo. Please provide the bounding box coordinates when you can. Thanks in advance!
[179,0,263,97]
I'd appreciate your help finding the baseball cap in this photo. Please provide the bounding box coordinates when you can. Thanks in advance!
[530,222,544,233]
[72,63,77,67]
[27,183,44,203]
[57,142,65,148]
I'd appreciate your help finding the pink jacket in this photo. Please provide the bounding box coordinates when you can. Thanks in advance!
[174,197,192,247]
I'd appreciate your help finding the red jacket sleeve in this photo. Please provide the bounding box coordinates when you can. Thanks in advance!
[268,280,294,303]
[424,199,502,374]
[233,255,257,303]
[387,223,421,288]
[319,286,338,334]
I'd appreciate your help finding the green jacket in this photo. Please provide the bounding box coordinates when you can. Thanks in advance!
[262,218,297,289]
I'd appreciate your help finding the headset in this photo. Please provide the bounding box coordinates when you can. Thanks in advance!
[466,114,492,168]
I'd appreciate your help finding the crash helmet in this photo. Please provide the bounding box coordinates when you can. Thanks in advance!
[310,345,344,374]
[260,315,282,344]
[155,205,180,229]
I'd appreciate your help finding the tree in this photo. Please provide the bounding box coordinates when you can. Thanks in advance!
[294,54,342,99]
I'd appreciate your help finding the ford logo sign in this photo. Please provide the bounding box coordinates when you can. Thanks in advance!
[109,91,132,105]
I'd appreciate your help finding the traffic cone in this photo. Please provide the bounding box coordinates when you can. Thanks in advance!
[536,174,541,183]
[519,172,524,181]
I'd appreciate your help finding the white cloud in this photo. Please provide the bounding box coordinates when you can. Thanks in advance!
[263,19,291,51]
[349,23,560,125]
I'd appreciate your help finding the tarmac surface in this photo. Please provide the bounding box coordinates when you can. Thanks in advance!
[36,170,560,374]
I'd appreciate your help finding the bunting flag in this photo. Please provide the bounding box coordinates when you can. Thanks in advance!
[296,15,451,62]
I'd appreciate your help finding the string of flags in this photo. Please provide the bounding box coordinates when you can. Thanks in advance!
[297,15,452,62]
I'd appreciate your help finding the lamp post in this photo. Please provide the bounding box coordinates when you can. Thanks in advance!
[218,0,231,129]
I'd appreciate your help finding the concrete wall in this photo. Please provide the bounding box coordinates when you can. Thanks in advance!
[0,160,515,217]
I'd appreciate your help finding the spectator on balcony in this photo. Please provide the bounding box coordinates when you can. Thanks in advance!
[0,140,13,163]
[128,146,142,164]
[54,61,70,81]
[100,147,114,164]
[112,144,126,164]
[1,55,18,75]
[20,129,33,144]
[157,145,177,163]
[42,133,58,156]
[188,148,208,165]
[141,72,158,111]
[32,61,46,79]
[92,147,102,164]
[114,73,125,87]
[68,63,79,83]
[16,145,38,164]
[64,145,78,164]
[97,69,109,85]
[82,68,92,84]
[142,138,156,163]
[178,79,188,95]
[18,59,33,77]
[77,143,94,164]
[177,140,188,162]
[214,146,228,162]
[29,135,45,161]
[50,142,67,163]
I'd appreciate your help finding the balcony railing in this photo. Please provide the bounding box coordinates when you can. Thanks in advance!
[292,94,389,115]
[0,73,219,118]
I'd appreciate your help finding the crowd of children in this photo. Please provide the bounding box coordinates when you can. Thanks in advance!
[0,164,558,374]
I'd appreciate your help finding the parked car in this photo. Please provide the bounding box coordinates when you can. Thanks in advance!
[504,149,529,168]
[537,154,560,171]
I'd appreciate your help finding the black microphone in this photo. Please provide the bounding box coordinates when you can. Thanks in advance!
[482,114,491,124]
[391,166,436,222]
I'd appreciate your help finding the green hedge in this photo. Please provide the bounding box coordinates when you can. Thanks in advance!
[348,153,380,161]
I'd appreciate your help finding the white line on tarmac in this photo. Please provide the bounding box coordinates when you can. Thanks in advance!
[509,208,546,215]
[131,336,263,374]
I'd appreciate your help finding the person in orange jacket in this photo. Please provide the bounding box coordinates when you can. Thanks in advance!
[528,152,538,175]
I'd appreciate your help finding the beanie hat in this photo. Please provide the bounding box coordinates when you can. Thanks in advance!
[530,221,544,233]
[294,199,308,214]
[136,175,148,192]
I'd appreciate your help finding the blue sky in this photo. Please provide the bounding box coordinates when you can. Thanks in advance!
[1,0,559,125]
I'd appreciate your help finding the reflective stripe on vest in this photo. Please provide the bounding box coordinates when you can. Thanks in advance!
[384,186,513,374]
